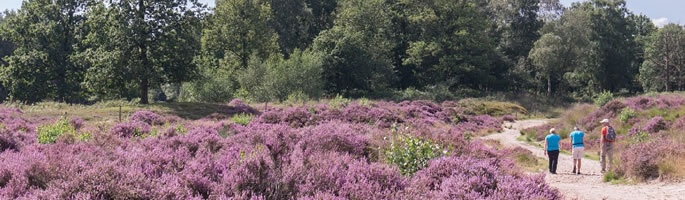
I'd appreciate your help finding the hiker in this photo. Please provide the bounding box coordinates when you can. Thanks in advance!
[600,119,616,173]
[569,127,585,175]
[544,128,561,174]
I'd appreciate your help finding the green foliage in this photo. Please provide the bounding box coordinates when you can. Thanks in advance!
[385,133,446,175]
[200,0,279,70]
[594,90,614,106]
[37,117,76,144]
[0,0,89,103]
[530,33,565,96]
[358,98,370,106]
[0,0,676,104]
[230,113,254,126]
[619,107,637,123]
[76,131,91,142]
[238,49,324,102]
[603,171,624,183]
[458,99,529,117]
[313,0,395,95]
[402,0,498,90]
[639,24,685,92]
[179,67,235,103]
[328,94,351,109]
[77,0,204,104]
[175,124,188,135]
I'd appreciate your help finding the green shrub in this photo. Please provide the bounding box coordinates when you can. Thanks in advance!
[425,84,456,102]
[358,98,370,106]
[329,94,350,109]
[230,113,254,126]
[458,99,528,117]
[179,67,236,103]
[618,107,637,123]
[175,124,187,135]
[238,49,324,102]
[37,117,76,144]
[394,87,431,101]
[385,133,447,175]
[594,90,614,106]
[603,171,618,182]
[76,131,92,142]
[285,91,309,105]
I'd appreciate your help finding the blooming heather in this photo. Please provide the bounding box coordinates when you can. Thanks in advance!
[0,101,561,199]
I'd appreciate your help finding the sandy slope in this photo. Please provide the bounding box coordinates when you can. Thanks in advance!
[481,119,685,200]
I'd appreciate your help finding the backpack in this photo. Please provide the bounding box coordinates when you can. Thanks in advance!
[605,126,617,142]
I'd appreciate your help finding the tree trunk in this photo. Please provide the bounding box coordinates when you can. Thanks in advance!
[140,77,149,104]
[666,55,671,92]
[137,0,150,104]
[547,74,552,96]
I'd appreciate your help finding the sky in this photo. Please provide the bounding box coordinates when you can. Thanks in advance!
[0,0,682,26]
[560,0,684,26]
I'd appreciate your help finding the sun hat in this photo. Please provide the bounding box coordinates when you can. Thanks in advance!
[549,128,556,133]
[600,119,609,123]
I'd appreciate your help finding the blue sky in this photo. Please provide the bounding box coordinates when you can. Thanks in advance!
[1,0,682,25]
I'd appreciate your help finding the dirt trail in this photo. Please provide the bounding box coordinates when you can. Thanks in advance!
[482,119,685,200]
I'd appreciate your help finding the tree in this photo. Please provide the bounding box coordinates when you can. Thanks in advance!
[0,11,16,102]
[313,0,395,96]
[78,0,204,104]
[488,0,543,62]
[200,0,279,70]
[402,0,497,90]
[0,0,88,103]
[527,6,600,97]
[639,24,685,92]
[530,33,565,96]
[579,0,639,92]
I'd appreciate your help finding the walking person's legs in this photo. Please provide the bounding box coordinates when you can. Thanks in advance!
[547,150,554,173]
[600,144,607,172]
[577,159,582,174]
[607,144,614,171]
[572,147,584,174]
[550,150,559,174]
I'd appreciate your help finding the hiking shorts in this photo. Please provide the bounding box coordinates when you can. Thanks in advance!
[572,147,584,159]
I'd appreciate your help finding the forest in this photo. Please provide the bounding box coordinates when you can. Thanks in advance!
[0,0,684,104]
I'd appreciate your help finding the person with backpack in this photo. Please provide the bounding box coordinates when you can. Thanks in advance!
[600,119,616,173]
[544,128,561,174]
[569,127,584,175]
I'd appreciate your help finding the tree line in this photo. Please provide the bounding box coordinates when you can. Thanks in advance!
[0,0,683,104]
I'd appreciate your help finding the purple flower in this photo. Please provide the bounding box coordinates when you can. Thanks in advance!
[129,110,164,125]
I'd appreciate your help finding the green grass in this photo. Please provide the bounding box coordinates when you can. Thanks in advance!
[4,101,253,121]
[513,152,548,173]
[230,113,254,126]
[603,171,631,184]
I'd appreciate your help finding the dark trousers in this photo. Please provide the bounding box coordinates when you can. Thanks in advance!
[547,150,559,173]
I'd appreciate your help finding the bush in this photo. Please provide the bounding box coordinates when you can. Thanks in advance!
[385,134,447,175]
[129,110,164,125]
[603,171,620,182]
[594,90,614,106]
[109,121,151,138]
[179,67,236,103]
[238,49,324,102]
[618,107,637,123]
[642,117,667,134]
[329,94,351,109]
[37,117,76,144]
[230,113,254,126]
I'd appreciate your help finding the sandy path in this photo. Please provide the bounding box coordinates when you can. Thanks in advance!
[482,119,685,200]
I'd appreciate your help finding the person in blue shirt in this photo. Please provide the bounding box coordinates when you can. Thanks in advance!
[544,128,561,174]
[569,127,585,175]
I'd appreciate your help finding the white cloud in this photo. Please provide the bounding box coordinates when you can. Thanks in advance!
[653,17,669,27]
